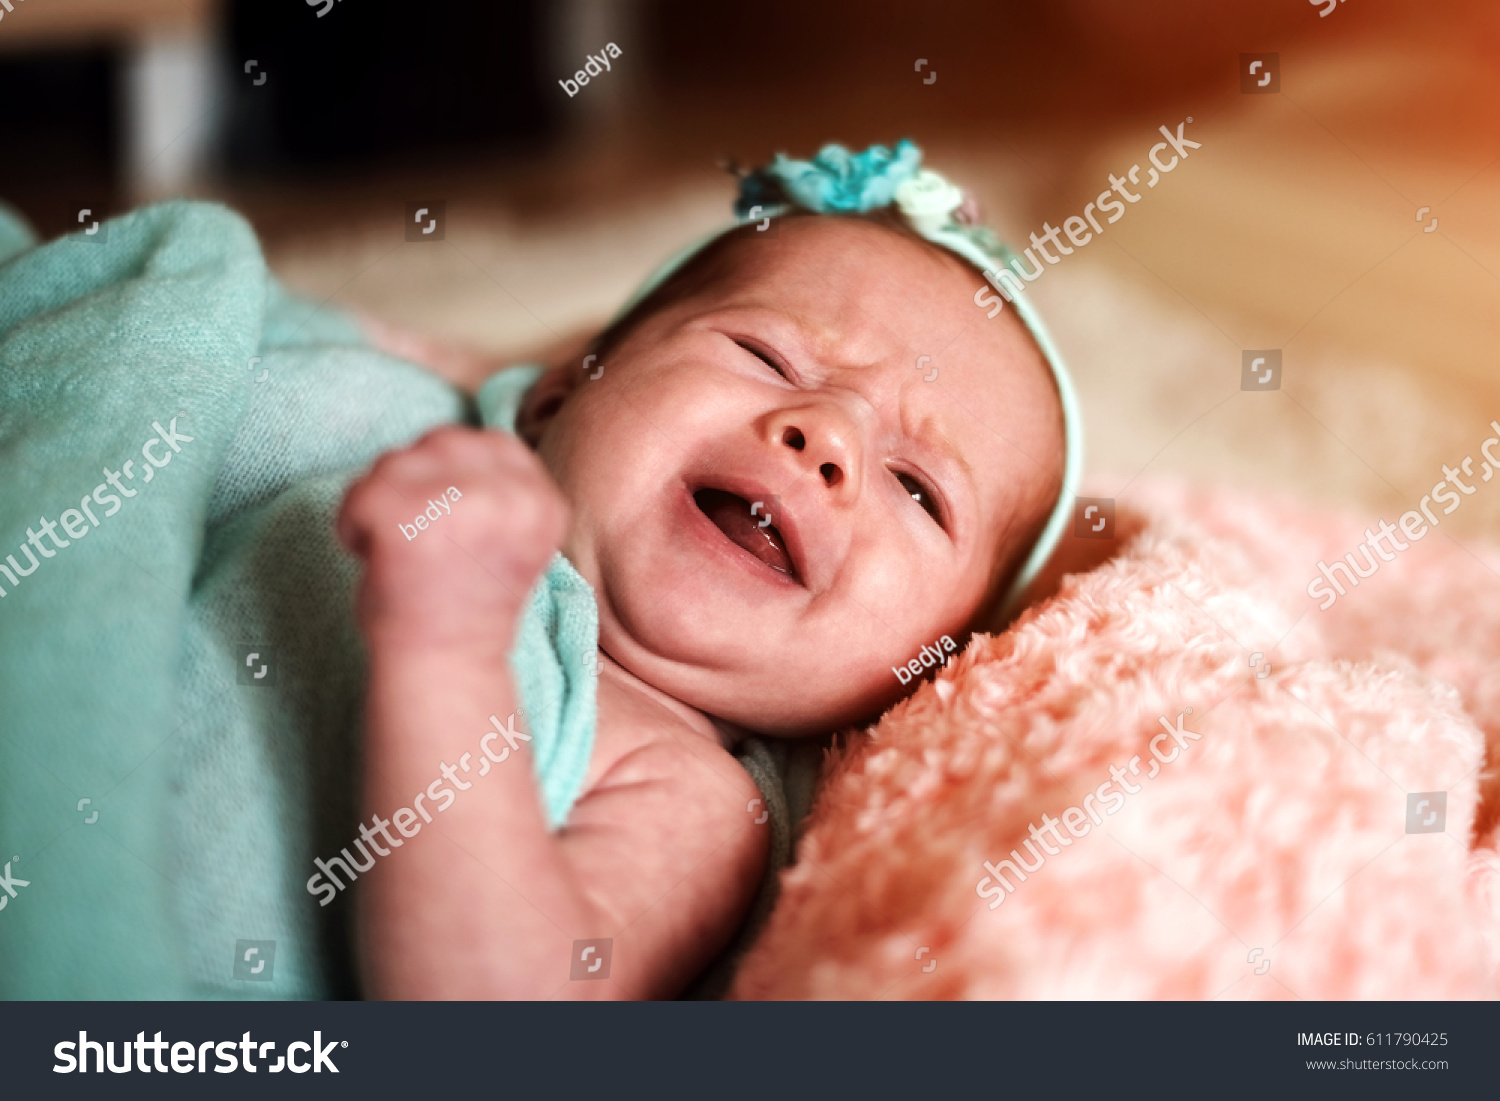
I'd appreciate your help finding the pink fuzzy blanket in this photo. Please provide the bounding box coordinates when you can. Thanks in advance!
[730,481,1500,999]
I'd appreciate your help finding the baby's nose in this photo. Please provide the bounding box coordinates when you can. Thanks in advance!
[767,405,862,497]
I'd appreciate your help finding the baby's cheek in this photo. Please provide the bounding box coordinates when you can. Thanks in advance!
[863,556,976,651]
[567,404,717,527]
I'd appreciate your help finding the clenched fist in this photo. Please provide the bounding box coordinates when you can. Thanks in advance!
[337,426,569,653]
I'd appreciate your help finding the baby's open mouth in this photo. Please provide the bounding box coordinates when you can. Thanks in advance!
[692,488,798,581]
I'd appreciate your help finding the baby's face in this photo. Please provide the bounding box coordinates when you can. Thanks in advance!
[534,216,1063,735]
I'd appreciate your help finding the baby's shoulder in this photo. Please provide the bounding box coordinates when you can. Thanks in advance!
[584,664,761,815]
[561,662,767,977]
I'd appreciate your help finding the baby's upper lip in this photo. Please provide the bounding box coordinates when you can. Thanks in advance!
[691,472,810,586]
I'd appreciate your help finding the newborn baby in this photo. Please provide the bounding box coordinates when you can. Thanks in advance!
[336,157,1071,998]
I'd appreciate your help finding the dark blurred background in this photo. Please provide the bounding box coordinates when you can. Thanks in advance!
[2,0,1499,543]
[0,0,1409,229]
[0,0,560,224]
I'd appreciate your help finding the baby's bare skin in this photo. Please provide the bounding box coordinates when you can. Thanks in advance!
[339,217,1064,999]
[338,428,762,999]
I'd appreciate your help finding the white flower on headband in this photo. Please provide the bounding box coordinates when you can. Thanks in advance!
[894,169,966,234]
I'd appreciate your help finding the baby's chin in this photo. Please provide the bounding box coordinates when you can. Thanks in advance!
[594,602,903,738]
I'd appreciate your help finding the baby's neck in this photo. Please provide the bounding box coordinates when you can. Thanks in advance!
[595,647,745,751]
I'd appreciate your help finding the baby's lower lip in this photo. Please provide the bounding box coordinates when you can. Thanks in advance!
[690,488,800,583]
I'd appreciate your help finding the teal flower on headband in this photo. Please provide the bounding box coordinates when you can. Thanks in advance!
[735,140,923,217]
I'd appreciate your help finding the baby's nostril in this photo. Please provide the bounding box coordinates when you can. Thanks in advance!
[782,427,805,451]
[820,462,842,487]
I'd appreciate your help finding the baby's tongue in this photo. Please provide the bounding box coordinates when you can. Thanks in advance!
[694,489,794,576]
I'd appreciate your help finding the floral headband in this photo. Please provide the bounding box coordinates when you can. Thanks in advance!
[614,141,1084,619]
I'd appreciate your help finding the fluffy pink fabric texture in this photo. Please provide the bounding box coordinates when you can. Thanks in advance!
[731,480,1500,999]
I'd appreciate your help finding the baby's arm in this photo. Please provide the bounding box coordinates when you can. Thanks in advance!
[337,426,764,999]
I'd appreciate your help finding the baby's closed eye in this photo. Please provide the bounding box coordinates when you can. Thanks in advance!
[733,337,792,381]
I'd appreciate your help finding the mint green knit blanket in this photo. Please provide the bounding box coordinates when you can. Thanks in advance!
[0,201,596,998]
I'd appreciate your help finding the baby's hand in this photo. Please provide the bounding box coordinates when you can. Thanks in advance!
[337,425,568,650]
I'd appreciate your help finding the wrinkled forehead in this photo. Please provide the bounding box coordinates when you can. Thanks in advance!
[701,216,1063,466]
[709,216,985,342]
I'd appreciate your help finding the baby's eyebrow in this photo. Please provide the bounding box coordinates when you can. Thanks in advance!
[906,406,974,498]
[776,313,972,487]
[792,317,973,476]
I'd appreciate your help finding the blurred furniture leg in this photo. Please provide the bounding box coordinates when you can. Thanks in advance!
[549,0,643,141]
[121,27,216,198]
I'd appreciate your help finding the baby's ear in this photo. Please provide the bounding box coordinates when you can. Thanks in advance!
[515,362,584,447]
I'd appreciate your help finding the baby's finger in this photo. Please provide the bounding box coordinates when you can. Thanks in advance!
[336,473,383,557]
